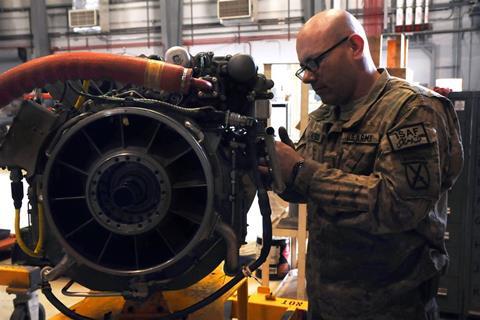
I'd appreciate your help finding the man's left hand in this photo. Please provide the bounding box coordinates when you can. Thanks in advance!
[275,141,304,183]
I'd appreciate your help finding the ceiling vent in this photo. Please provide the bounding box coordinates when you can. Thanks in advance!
[217,0,257,25]
[68,9,99,28]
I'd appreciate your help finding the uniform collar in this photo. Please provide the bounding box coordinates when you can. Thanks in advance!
[341,69,391,129]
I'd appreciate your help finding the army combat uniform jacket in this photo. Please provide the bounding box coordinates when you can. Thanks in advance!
[291,70,463,319]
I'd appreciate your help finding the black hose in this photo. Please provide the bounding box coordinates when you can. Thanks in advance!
[244,125,272,272]
[42,281,95,320]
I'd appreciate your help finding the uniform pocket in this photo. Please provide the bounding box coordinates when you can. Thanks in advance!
[340,143,379,174]
[301,123,327,160]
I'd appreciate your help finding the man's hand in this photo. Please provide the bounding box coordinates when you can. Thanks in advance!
[258,140,304,185]
[258,127,304,191]
[275,141,304,183]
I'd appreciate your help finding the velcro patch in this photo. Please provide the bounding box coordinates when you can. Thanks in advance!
[308,132,322,142]
[341,132,379,144]
[387,124,430,151]
[403,161,430,189]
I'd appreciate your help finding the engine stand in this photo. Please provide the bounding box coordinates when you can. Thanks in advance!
[0,265,45,320]
[49,264,245,320]
[226,286,308,320]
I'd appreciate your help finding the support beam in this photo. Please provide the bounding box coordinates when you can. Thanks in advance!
[30,0,50,58]
[159,0,184,53]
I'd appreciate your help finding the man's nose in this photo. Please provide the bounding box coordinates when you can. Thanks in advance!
[302,69,316,83]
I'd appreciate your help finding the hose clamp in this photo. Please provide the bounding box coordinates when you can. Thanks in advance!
[180,68,189,93]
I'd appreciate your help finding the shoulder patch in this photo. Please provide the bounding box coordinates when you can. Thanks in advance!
[387,124,430,151]
[341,132,379,144]
[403,160,430,189]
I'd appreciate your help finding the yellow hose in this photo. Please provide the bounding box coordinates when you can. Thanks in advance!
[35,202,45,254]
[74,80,90,109]
[14,201,45,258]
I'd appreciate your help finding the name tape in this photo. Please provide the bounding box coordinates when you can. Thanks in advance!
[341,132,380,144]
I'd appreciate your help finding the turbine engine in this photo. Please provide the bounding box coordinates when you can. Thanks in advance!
[0,50,275,299]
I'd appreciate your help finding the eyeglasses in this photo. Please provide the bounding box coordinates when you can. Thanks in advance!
[295,36,350,81]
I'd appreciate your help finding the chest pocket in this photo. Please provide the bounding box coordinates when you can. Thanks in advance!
[339,132,380,175]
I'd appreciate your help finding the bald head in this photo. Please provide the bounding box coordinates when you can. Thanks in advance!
[297,9,370,59]
[295,9,379,106]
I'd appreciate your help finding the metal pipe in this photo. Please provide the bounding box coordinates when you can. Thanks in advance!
[288,0,291,41]
[468,30,473,89]
[43,32,300,51]
[0,16,304,44]
[182,33,299,46]
[454,6,463,78]
[146,0,151,48]
[7,31,298,52]
[382,27,479,36]
[190,0,194,46]
[384,0,389,31]
[214,220,239,276]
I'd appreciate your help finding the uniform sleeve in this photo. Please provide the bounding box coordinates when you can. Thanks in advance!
[292,96,463,234]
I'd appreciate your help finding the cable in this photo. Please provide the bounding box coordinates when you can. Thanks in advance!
[74,80,90,109]
[10,168,43,258]
[41,281,95,320]
[66,81,223,119]
[14,204,44,257]
[34,201,45,254]
[14,208,41,258]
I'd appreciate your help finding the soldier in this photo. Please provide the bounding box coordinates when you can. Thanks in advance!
[269,9,464,320]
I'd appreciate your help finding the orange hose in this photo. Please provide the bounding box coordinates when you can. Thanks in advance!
[0,52,212,108]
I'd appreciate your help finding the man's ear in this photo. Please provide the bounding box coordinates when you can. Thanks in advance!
[349,34,364,59]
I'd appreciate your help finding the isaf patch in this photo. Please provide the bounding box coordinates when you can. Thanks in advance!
[387,124,430,151]
[404,161,430,190]
[341,132,379,144]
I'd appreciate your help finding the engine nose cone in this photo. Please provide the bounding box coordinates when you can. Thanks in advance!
[112,185,136,208]
[87,152,171,236]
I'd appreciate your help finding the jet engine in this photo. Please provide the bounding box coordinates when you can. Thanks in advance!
[0,49,278,317]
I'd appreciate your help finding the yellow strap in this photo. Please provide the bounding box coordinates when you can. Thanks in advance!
[144,60,165,89]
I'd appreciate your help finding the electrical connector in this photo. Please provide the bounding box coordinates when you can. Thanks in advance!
[9,167,24,210]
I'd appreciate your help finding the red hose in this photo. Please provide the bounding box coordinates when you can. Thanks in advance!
[0,52,212,108]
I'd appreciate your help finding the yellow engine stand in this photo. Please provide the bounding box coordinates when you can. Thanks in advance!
[0,264,44,319]
[1,263,307,320]
[49,264,245,320]
[226,285,308,320]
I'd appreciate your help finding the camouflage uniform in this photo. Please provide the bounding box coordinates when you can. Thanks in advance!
[290,70,463,320]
